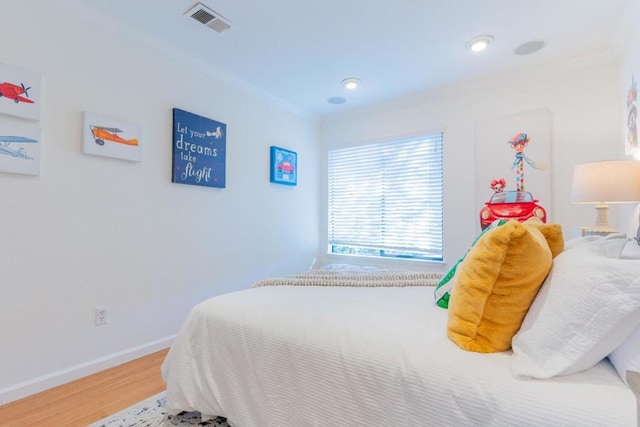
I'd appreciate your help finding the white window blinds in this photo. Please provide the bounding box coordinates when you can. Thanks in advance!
[328,132,444,261]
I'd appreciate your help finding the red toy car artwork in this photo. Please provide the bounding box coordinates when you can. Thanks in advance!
[277,161,295,174]
[479,190,546,230]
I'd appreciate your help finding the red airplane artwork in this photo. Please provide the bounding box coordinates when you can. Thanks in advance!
[0,82,34,104]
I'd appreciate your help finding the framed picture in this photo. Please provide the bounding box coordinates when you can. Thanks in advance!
[474,109,551,231]
[0,123,41,175]
[625,74,638,156]
[270,146,297,186]
[0,63,41,121]
[172,108,226,188]
[82,112,143,162]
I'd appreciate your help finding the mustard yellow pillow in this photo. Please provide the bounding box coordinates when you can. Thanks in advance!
[523,217,564,258]
[447,220,552,353]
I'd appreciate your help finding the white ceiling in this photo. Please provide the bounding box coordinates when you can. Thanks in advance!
[51,0,632,117]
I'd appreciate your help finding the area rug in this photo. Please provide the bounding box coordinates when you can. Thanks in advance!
[90,392,230,427]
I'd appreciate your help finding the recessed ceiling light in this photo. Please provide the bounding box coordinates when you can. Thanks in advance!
[466,35,494,52]
[328,96,346,105]
[342,77,361,90]
[514,40,546,55]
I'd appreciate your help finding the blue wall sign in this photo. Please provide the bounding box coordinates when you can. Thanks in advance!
[172,108,226,188]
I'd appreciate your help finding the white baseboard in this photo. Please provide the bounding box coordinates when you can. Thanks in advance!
[0,335,175,406]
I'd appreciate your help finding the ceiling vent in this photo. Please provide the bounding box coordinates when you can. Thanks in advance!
[184,3,231,33]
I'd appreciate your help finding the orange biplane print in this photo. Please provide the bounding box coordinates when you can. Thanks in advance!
[90,125,139,147]
[0,82,34,104]
[82,112,142,161]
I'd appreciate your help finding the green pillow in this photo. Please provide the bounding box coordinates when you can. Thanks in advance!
[434,219,507,308]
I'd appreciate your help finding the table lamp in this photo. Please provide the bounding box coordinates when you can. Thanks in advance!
[571,160,640,236]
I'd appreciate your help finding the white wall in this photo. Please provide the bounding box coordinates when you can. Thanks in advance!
[0,1,319,403]
[320,57,624,270]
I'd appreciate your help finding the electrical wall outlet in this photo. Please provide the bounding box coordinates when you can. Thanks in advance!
[95,307,108,326]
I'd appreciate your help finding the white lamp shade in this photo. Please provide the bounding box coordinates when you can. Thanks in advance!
[571,160,640,204]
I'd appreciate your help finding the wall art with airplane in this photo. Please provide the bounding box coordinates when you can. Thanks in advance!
[172,108,226,188]
[0,63,41,121]
[0,123,41,175]
[82,111,143,162]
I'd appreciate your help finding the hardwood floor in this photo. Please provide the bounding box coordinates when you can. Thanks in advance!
[0,348,169,427]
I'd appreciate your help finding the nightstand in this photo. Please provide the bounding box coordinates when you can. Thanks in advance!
[581,227,618,237]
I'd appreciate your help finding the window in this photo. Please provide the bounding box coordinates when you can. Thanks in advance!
[327,132,444,261]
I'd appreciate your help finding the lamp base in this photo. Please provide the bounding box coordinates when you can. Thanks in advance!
[582,204,618,236]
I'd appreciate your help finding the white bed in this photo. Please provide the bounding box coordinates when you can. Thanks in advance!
[161,272,638,426]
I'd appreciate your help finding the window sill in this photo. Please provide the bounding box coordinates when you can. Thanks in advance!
[322,252,447,271]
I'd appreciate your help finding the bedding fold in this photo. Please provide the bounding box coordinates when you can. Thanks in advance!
[252,269,443,288]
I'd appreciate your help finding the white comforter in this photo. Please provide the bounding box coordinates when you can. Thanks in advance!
[161,285,637,426]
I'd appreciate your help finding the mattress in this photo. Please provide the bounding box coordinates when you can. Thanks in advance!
[161,285,637,426]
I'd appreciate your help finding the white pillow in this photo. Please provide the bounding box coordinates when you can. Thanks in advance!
[620,239,640,259]
[608,324,640,385]
[511,234,640,379]
[563,232,626,251]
